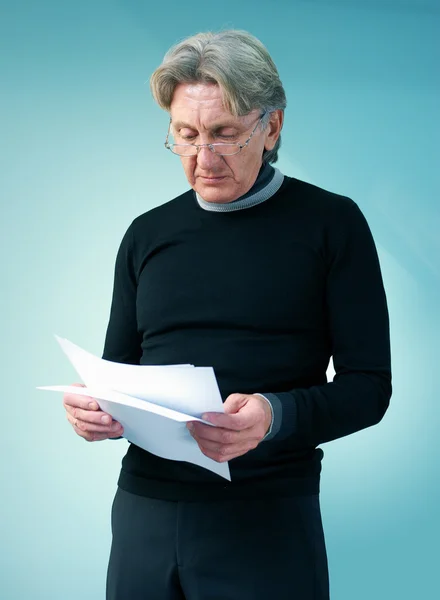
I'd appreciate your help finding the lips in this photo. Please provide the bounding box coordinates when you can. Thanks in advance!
[198,176,227,183]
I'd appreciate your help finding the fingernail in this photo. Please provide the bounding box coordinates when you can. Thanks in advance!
[112,422,121,431]
[101,415,111,424]
[187,423,194,431]
[89,402,98,410]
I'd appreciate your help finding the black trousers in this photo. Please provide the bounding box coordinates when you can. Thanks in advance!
[106,487,330,600]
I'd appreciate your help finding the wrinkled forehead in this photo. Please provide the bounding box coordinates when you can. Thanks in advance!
[171,82,223,107]
[170,82,255,129]
[170,83,228,119]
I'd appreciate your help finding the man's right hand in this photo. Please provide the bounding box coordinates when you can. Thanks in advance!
[63,383,124,442]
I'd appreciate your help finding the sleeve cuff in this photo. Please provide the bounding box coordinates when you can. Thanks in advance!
[253,393,283,441]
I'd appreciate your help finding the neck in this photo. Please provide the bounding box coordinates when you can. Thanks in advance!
[195,164,285,213]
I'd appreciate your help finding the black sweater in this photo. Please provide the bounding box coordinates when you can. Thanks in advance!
[103,176,392,501]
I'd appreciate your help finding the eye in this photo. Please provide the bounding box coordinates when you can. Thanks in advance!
[214,128,238,140]
[177,129,198,141]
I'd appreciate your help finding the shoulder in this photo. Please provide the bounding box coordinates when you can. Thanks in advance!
[281,176,357,216]
[275,177,375,263]
[114,188,195,265]
[279,176,370,234]
[129,189,195,235]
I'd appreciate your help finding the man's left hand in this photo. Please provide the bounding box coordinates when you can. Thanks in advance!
[187,393,272,463]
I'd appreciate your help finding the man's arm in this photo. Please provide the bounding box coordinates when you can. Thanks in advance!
[102,224,142,366]
[189,201,392,460]
[63,223,140,441]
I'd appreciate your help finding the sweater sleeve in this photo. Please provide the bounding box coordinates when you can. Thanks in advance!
[102,224,142,365]
[260,200,392,448]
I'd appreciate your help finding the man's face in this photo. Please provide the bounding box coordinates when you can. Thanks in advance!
[169,83,280,203]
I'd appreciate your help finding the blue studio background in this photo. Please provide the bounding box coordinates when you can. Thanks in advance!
[1,0,439,598]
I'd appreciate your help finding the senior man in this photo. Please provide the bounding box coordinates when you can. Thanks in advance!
[63,30,391,600]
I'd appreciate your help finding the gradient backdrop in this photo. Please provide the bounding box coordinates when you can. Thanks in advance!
[1,0,439,598]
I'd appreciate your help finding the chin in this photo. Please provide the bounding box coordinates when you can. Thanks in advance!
[196,184,240,204]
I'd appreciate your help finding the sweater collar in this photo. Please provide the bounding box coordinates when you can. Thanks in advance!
[195,163,284,213]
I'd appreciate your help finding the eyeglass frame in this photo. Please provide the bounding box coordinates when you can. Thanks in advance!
[164,110,268,157]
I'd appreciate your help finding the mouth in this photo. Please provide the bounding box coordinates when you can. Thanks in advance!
[198,176,227,184]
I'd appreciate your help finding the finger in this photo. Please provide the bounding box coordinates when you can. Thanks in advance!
[223,393,249,414]
[65,405,116,427]
[66,412,122,434]
[188,422,244,444]
[63,388,100,411]
[198,440,258,463]
[195,437,253,454]
[66,412,123,434]
[72,424,115,442]
[203,395,266,430]
[201,411,251,431]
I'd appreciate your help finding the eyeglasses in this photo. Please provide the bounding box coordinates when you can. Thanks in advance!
[164,111,267,157]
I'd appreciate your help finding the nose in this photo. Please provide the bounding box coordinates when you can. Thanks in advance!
[196,145,223,170]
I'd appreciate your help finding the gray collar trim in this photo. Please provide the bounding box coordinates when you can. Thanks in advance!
[195,168,285,213]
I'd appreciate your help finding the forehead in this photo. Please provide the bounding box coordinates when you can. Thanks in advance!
[170,82,241,127]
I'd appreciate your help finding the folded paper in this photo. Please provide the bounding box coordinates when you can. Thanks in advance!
[38,336,230,480]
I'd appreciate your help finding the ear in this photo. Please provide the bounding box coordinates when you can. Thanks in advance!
[264,110,284,151]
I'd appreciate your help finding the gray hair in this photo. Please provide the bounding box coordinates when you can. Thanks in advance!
[150,30,287,164]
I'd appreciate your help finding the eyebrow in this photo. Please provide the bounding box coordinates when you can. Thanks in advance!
[171,120,241,131]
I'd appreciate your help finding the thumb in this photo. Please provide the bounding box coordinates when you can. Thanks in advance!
[223,393,249,415]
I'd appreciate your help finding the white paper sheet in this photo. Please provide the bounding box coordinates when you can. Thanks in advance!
[38,336,230,480]
[55,336,225,416]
